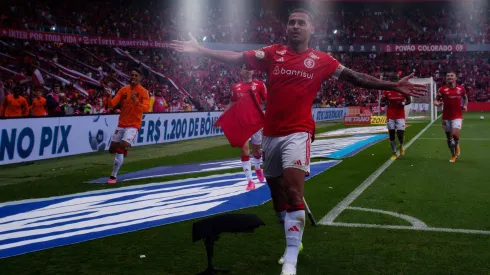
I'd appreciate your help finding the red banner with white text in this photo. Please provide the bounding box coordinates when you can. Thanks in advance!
[0,28,170,49]
[383,44,466,52]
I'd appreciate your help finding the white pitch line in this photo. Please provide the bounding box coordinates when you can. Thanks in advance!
[328,222,490,235]
[418,138,490,141]
[319,115,440,225]
[346,206,427,228]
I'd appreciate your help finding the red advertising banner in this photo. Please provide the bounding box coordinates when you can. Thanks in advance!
[383,44,466,53]
[0,28,170,49]
[344,115,372,126]
[468,102,490,112]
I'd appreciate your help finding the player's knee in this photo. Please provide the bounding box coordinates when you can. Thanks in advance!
[108,143,119,154]
[287,202,305,212]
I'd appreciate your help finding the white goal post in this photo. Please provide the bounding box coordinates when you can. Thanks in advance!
[407,77,437,122]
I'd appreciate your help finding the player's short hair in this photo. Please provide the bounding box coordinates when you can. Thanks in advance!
[289,8,314,23]
[13,86,23,93]
[131,67,144,76]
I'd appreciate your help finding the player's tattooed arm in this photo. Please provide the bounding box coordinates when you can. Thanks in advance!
[434,93,443,106]
[338,67,426,97]
[338,68,397,91]
[462,94,468,111]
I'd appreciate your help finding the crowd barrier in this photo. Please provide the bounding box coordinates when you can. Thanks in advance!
[0,108,346,165]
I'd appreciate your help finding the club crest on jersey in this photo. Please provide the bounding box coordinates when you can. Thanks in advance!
[304,58,315,69]
[276,50,287,55]
[255,50,265,59]
[309,52,319,60]
[252,85,257,90]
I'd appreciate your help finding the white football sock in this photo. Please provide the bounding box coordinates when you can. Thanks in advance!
[253,155,262,170]
[283,210,305,266]
[241,159,253,181]
[111,153,124,177]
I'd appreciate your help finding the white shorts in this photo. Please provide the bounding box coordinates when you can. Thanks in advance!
[262,132,311,178]
[249,129,263,145]
[442,119,462,132]
[111,127,138,145]
[387,119,406,131]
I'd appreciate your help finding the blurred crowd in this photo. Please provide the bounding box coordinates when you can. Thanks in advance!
[0,0,488,118]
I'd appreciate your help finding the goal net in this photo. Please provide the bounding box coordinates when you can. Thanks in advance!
[406,77,437,122]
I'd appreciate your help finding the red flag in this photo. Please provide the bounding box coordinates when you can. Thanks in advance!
[216,90,264,147]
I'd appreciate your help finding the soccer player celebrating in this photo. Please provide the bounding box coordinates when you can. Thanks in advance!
[380,74,411,160]
[170,9,426,275]
[106,68,150,184]
[227,64,267,190]
[434,71,468,163]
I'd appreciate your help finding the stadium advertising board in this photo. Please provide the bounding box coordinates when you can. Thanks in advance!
[383,44,466,52]
[370,116,387,125]
[0,112,224,165]
[0,108,344,165]
[312,107,346,122]
[343,115,371,126]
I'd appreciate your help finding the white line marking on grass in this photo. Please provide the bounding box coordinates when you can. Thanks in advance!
[346,207,427,228]
[319,116,440,225]
[328,222,490,235]
[418,138,490,141]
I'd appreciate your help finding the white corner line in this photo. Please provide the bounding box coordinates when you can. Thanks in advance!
[345,206,428,228]
[327,222,490,235]
[319,115,440,225]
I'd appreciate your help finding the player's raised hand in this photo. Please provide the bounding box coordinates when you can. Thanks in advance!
[169,33,200,54]
[394,73,428,98]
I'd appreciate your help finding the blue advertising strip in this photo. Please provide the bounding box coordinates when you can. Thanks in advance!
[1,108,345,166]
[0,161,338,259]
[328,134,388,159]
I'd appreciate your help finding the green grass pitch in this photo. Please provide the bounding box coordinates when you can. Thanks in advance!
[0,113,489,275]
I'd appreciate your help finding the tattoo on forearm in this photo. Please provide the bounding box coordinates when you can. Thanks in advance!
[339,68,395,90]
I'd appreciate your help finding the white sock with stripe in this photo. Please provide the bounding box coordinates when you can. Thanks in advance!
[283,210,305,266]
[241,156,253,181]
[111,153,124,177]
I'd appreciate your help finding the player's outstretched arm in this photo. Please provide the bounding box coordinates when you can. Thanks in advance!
[338,67,427,98]
[108,89,123,109]
[462,94,468,111]
[169,33,244,65]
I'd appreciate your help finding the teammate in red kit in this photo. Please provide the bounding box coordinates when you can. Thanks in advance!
[381,74,411,160]
[434,71,468,163]
[170,9,426,275]
[228,64,267,190]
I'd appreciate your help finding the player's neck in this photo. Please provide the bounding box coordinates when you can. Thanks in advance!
[130,83,139,88]
[242,78,253,84]
[288,41,309,53]
[449,83,456,88]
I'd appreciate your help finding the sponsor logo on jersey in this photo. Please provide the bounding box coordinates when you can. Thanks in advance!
[273,66,314,79]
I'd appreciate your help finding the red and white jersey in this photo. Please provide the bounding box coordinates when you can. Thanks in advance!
[438,85,466,120]
[230,80,267,105]
[243,44,341,136]
[383,91,406,119]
